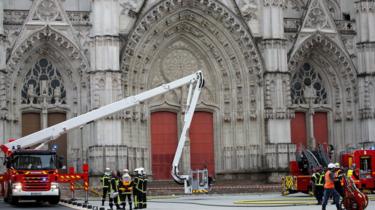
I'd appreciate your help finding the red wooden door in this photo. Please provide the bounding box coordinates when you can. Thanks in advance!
[313,112,328,147]
[190,112,215,177]
[291,112,307,150]
[151,112,178,180]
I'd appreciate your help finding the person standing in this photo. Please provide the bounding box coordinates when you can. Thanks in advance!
[311,167,324,204]
[138,169,147,208]
[100,168,112,206]
[322,163,341,210]
[110,170,121,210]
[334,163,344,198]
[119,169,133,210]
[133,168,141,209]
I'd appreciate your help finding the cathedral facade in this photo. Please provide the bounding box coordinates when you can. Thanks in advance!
[0,0,374,181]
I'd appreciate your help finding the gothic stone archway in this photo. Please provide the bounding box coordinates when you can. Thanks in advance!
[121,0,265,174]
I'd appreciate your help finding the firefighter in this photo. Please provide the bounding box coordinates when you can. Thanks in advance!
[110,170,122,210]
[133,168,141,209]
[311,167,324,204]
[138,169,147,209]
[119,169,133,210]
[100,168,112,206]
[133,167,147,209]
[347,163,356,178]
[334,163,344,198]
[322,163,341,210]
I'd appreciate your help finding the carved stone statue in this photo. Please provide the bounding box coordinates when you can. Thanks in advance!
[40,80,48,96]
[27,84,36,104]
[53,86,61,104]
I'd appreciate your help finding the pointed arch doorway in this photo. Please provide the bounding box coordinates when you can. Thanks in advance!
[151,111,214,180]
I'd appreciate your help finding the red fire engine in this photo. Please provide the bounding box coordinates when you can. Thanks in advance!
[282,144,372,209]
[0,71,204,204]
[341,149,375,191]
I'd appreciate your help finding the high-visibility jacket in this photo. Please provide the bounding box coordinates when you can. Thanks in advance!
[324,170,334,189]
[334,169,342,182]
[100,174,111,188]
[347,169,353,178]
[111,176,120,193]
[136,175,147,193]
[119,175,133,194]
[312,172,324,186]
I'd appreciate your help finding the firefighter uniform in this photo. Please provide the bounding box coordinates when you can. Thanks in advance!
[334,164,344,198]
[100,168,112,206]
[137,174,147,208]
[119,170,133,210]
[311,170,324,204]
[110,172,121,210]
[133,173,141,209]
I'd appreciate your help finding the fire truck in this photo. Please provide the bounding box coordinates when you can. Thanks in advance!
[0,71,204,204]
[282,144,372,209]
[341,146,375,191]
[282,144,375,195]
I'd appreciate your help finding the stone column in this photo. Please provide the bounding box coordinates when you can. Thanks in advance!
[356,1,375,142]
[0,1,8,172]
[262,0,291,143]
[90,0,122,148]
[0,1,7,146]
[262,0,293,172]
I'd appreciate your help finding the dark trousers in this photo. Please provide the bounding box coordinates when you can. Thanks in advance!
[334,182,344,197]
[119,193,132,209]
[314,186,324,204]
[102,187,109,205]
[139,192,146,208]
[112,194,121,209]
[133,190,139,209]
[322,188,341,210]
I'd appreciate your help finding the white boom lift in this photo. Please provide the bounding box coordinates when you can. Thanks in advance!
[1,71,203,154]
[1,71,204,194]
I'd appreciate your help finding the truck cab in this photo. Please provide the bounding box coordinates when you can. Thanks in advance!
[2,150,62,205]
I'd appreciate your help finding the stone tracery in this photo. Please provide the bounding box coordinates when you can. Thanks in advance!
[121,0,264,122]
[289,33,357,121]
[21,58,66,105]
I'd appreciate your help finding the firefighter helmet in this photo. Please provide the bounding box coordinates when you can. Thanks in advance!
[104,167,111,175]
[328,163,335,169]
[134,167,145,175]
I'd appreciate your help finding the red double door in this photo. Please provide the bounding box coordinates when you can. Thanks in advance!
[22,113,67,167]
[291,112,328,150]
[151,111,215,180]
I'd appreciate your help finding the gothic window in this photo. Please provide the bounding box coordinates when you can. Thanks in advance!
[291,63,328,104]
[21,58,66,105]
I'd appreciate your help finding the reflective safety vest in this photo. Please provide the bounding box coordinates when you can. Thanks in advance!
[347,169,353,178]
[334,169,342,182]
[312,172,324,186]
[324,170,334,189]
[111,177,120,192]
[100,174,111,188]
[119,176,133,193]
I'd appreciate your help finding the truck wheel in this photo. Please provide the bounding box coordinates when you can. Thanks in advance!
[4,195,9,203]
[49,197,60,205]
[9,195,18,205]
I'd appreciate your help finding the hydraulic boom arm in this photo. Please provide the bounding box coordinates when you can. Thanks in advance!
[171,71,204,185]
[1,71,204,157]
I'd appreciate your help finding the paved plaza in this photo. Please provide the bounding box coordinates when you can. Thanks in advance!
[61,193,375,210]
